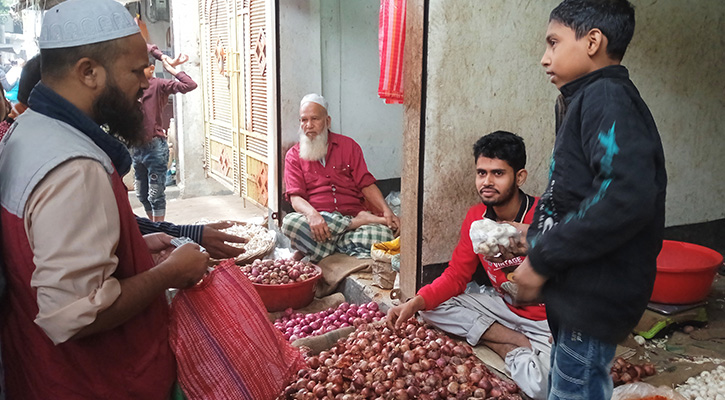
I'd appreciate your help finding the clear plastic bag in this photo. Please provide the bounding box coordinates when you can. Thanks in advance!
[612,382,687,400]
[469,218,520,257]
[385,191,401,216]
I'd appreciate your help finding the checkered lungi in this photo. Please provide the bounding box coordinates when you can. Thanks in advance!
[281,211,394,263]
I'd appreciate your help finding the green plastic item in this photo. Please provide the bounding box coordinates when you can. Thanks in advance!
[635,307,707,339]
[170,383,187,400]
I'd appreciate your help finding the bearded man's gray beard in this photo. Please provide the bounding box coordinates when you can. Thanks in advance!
[299,128,329,161]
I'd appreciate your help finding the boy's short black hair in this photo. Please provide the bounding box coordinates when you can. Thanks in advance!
[473,131,526,172]
[17,54,41,105]
[550,0,635,61]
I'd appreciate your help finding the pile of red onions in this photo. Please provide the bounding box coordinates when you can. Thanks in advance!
[278,319,521,399]
[240,258,319,285]
[274,302,386,341]
[610,356,656,386]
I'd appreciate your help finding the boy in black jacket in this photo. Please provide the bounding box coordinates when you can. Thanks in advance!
[513,0,667,399]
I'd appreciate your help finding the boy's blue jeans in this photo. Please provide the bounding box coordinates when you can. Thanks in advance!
[131,137,169,218]
[548,325,616,400]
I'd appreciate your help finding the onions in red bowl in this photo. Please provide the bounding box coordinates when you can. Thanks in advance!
[240,258,319,285]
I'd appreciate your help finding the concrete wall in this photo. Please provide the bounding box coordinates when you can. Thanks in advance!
[320,0,403,180]
[139,4,174,79]
[141,3,170,51]
[279,0,404,181]
[19,10,42,57]
[169,0,217,197]
[420,0,725,264]
[625,1,724,226]
[279,1,323,153]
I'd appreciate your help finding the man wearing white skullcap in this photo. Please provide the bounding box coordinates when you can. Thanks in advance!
[282,93,400,263]
[0,0,209,398]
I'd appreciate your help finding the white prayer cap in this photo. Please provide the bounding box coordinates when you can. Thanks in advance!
[300,93,328,110]
[38,0,140,50]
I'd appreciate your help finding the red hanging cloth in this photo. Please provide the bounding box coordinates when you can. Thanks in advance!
[378,0,406,104]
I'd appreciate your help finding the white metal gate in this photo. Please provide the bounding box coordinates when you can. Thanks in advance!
[199,0,271,207]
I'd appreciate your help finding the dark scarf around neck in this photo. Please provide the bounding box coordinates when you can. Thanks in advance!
[28,82,131,176]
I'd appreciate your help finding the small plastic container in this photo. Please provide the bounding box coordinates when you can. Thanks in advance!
[650,240,723,304]
[251,265,322,312]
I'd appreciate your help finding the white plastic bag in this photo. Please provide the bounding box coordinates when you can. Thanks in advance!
[385,191,401,216]
[612,382,687,400]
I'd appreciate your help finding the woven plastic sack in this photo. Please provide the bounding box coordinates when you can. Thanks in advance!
[169,259,305,400]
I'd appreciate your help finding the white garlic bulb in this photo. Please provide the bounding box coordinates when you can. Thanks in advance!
[469,218,522,257]
[677,365,725,399]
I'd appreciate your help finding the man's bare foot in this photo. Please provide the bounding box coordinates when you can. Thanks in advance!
[348,211,387,231]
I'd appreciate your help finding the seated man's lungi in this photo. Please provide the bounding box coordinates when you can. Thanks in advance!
[282,211,394,263]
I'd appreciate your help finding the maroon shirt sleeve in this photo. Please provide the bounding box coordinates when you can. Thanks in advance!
[283,146,308,201]
[147,43,165,61]
[417,205,485,310]
[160,72,198,95]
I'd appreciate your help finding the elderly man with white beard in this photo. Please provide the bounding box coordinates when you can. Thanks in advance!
[282,93,400,263]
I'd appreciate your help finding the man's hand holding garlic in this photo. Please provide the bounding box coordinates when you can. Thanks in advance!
[470,218,529,262]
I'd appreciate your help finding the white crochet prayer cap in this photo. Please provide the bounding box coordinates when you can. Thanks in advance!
[300,93,328,110]
[38,0,140,50]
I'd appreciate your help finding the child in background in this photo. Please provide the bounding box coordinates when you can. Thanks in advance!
[513,1,667,399]
[9,54,41,119]
[130,52,197,222]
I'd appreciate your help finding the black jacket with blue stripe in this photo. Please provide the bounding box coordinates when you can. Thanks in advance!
[527,65,667,344]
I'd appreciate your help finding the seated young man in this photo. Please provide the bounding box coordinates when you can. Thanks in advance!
[282,93,400,263]
[387,131,550,400]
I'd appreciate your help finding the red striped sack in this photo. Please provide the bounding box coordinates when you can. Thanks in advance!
[169,260,305,400]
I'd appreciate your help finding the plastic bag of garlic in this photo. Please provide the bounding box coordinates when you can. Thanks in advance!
[198,220,277,261]
[469,218,520,257]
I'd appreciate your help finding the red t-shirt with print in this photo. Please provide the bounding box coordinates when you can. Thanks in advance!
[418,199,547,321]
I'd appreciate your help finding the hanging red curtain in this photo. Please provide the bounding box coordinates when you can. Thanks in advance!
[378,0,406,104]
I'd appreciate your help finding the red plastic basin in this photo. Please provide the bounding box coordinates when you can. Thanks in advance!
[651,240,723,304]
[252,265,322,312]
